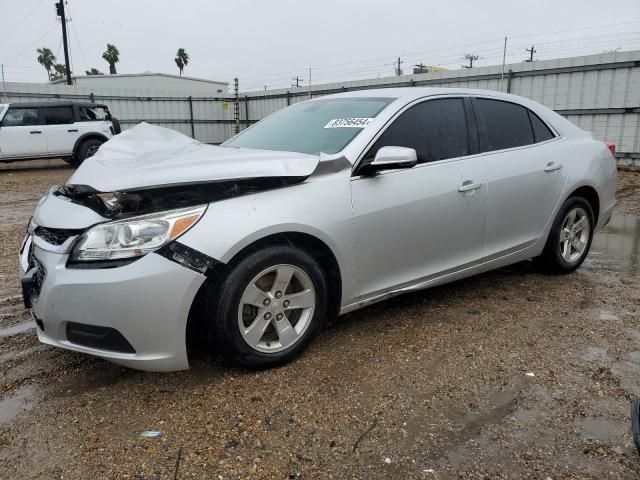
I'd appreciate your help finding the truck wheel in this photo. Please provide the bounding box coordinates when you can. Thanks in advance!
[72,138,104,167]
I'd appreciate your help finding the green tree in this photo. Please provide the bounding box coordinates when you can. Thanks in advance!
[85,68,104,76]
[50,64,70,81]
[102,44,120,74]
[174,48,189,76]
[36,47,56,80]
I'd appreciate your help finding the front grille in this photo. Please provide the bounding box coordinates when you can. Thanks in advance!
[34,226,80,246]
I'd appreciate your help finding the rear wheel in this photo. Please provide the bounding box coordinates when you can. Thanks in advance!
[212,246,327,368]
[538,196,594,273]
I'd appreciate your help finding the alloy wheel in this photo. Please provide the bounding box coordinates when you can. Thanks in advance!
[238,264,316,353]
[559,206,590,263]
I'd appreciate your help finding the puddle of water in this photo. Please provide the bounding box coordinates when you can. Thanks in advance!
[590,309,620,322]
[580,417,624,442]
[0,321,34,337]
[585,213,640,275]
[580,346,609,363]
[0,385,36,423]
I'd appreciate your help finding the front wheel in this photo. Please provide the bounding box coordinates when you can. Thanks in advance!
[212,246,328,368]
[538,196,594,273]
[70,138,104,167]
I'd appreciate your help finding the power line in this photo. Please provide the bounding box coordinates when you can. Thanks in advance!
[0,0,48,47]
[2,23,58,64]
[66,5,88,72]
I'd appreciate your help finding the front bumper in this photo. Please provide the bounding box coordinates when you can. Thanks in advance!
[21,242,206,371]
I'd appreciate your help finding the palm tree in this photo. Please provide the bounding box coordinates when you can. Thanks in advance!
[36,47,56,80]
[85,68,104,76]
[174,48,189,76]
[50,64,69,81]
[102,44,120,74]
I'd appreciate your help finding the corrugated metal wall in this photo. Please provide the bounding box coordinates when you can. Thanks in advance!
[241,50,640,166]
[3,50,639,165]
[1,81,236,144]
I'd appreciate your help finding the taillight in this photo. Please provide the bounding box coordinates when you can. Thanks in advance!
[605,141,616,157]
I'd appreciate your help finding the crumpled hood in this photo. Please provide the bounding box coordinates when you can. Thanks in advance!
[68,123,320,192]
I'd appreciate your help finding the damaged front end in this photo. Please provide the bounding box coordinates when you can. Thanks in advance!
[54,176,307,220]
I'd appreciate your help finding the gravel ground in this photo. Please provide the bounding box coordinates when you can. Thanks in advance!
[0,167,639,479]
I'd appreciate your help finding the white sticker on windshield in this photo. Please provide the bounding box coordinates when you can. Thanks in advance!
[324,118,374,128]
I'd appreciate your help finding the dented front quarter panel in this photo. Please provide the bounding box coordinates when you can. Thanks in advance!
[178,166,359,307]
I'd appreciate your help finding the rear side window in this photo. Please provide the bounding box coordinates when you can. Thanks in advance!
[78,106,107,121]
[366,98,469,163]
[43,106,74,125]
[528,111,555,143]
[474,99,534,152]
[1,108,40,126]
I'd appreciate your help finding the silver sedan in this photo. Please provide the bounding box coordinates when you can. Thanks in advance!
[20,88,617,370]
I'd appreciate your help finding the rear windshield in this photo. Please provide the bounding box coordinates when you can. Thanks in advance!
[223,97,395,155]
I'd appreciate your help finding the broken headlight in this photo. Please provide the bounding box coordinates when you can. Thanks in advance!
[70,205,207,262]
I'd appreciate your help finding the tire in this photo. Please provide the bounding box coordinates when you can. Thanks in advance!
[72,138,104,167]
[538,196,595,273]
[212,246,328,368]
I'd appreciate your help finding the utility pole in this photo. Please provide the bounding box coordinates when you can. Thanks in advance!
[462,54,478,69]
[500,36,508,91]
[292,76,304,87]
[55,1,72,85]
[525,45,536,62]
[1,64,6,101]
[395,57,403,76]
[233,77,240,134]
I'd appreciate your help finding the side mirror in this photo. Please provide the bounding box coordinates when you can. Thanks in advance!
[359,146,418,175]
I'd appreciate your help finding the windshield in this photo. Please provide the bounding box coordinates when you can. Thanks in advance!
[223,97,395,155]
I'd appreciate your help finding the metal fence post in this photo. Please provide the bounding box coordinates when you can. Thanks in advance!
[286,90,291,106]
[188,96,195,138]
[244,95,249,129]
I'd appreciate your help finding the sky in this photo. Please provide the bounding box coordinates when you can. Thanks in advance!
[1,0,639,92]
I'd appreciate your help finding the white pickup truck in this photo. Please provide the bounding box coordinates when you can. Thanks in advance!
[0,101,120,166]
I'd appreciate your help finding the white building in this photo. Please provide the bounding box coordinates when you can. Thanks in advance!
[52,72,228,95]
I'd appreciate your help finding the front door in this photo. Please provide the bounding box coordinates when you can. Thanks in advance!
[41,105,80,155]
[0,107,47,158]
[351,97,487,299]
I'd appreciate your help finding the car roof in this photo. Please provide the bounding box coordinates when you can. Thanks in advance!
[7,100,106,109]
[321,86,529,103]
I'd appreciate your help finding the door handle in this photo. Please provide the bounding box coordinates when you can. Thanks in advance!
[458,181,482,193]
[544,162,562,172]
[29,130,42,134]
[67,129,78,132]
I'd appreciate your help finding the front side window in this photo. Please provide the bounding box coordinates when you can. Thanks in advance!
[1,108,40,127]
[43,106,74,125]
[223,97,395,155]
[474,98,534,152]
[365,98,469,163]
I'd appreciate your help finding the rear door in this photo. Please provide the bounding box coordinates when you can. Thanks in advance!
[351,97,488,298]
[76,105,113,139]
[473,97,567,259]
[41,105,79,155]
[0,107,47,158]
